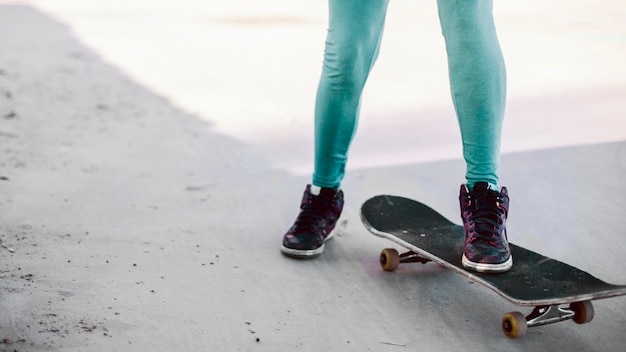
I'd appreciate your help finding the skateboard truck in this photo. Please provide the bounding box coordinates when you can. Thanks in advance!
[527,305,576,326]
[380,249,429,271]
[502,301,594,338]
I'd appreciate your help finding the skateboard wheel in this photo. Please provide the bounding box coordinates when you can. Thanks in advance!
[502,311,527,339]
[380,248,400,271]
[570,301,594,324]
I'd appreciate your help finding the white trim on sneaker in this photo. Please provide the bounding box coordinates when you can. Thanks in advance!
[462,254,513,273]
[280,231,336,259]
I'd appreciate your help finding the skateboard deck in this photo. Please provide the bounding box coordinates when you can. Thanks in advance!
[360,195,626,338]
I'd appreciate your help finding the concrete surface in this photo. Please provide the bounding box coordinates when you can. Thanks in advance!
[1,1,625,351]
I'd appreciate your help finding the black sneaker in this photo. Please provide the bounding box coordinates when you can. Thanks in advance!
[459,182,512,273]
[281,184,344,258]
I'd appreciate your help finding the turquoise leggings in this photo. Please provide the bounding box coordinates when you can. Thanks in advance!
[312,0,506,190]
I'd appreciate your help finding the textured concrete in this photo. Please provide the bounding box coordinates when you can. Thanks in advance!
[1,1,625,351]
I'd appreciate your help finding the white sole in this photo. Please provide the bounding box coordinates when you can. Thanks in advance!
[280,231,336,259]
[462,254,513,273]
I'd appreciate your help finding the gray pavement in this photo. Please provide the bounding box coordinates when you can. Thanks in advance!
[1,1,625,351]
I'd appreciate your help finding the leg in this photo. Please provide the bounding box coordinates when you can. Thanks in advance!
[281,0,389,258]
[437,0,506,190]
[438,0,512,273]
[313,0,390,188]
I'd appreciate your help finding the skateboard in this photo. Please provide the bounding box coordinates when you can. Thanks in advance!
[360,195,626,339]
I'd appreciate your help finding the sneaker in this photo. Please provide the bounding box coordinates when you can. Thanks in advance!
[459,182,512,273]
[281,185,344,258]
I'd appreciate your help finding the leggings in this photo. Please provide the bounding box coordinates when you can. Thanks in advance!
[312,0,506,190]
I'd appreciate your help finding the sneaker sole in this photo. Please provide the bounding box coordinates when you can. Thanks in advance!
[462,254,513,273]
[280,231,336,259]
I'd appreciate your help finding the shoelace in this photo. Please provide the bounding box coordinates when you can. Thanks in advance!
[293,195,334,234]
[467,193,506,244]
